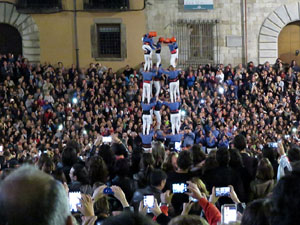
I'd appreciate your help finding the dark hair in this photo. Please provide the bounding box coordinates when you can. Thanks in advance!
[162,152,178,173]
[111,143,128,158]
[190,144,206,165]
[288,146,300,162]
[269,174,300,225]
[241,199,270,225]
[234,134,247,151]
[177,151,193,170]
[102,212,156,225]
[114,159,130,177]
[52,168,67,184]
[87,155,108,185]
[216,147,230,167]
[61,147,77,167]
[256,158,274,181]
[150,169,167,187]
[72,163,89,185]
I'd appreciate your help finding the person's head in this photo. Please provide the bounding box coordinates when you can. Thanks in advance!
[256,158,274,181]
[61,147,77,167]
[216,147,230,167]
[151,141,165,168]
[288,146,300,162]
[168,215,209,225]
[69,163,89,184]
[114,158,130,177]
[241,199,270,225]
[87,155,108,185]
[234,134,247,151]
[150,169,167,190]
[190,144,206,165]
[269,173,300,225]
[0,165,72,225]
[102,212,156,225]
[177,151,193,171]
[163,152,178,172]
[190,177,209,196]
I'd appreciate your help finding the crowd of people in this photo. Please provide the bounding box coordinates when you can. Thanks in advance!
[0,52,300,225]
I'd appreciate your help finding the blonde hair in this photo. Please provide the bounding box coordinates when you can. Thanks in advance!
[191,177,209,196]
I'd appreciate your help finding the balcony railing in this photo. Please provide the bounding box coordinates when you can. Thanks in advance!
[84,0,129,11]
[16,0,62,13]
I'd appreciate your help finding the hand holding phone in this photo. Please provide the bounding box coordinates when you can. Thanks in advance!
[143,195,154,213]
[172,183,188,194]
[215,187,230,197]
[69,192,81,213]
[221,204,237,224]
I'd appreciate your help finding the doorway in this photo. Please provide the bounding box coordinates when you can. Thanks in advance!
[278,21,300,65]
[0,23,22,57]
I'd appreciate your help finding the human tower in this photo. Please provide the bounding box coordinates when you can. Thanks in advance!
[140,32,183,151]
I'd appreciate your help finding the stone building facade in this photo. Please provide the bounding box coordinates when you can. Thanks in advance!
[145,0,300,67]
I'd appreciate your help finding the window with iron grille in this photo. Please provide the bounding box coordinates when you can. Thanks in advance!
[174,20,216,68]
[17,0,62,12]
[97,24,121,58]
[84,0,129,10]
[91,19,126,60]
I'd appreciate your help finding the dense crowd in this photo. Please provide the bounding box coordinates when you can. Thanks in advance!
[0,53,300,225]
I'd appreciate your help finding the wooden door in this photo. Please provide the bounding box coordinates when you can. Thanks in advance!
[278,21,300,65]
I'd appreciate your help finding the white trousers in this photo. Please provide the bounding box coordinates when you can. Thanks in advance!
[170,53,177,68]
[169,81,178,102]
[142,114,152,135]
[142,45,152,71]
[142,82,151,104]
[170,113,181,135]
[150,80,153,97]
[154,110,161,129]
[154,80,161,97]
[156,53,161,67]
[150,51,153,69]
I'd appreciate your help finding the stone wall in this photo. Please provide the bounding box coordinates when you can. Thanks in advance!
[145,0,300,67]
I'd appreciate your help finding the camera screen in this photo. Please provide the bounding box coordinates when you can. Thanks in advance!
[103,136,112,143]
[175,142,181,151]
[172,183,187,193]
[143,195,154,213]
[223,205,237,224]
[216,187,230,197]
[69,192,81,212]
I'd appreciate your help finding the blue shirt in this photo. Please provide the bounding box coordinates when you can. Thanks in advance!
[206,136,217,147]
[155,42,161,53]
[168,43,176,53]
[140,132,155,145]
[166,134,183,142]
[186,76,195,87]
[159,69,180,80]
[163,101,180,111]
[141,102,156,111]
[142,72,155,81]
[143,35,155,50]
[183,132,195,147]
[154,101,163,111]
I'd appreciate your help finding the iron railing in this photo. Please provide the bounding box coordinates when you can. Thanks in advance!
[84,0,129,11]
[173,19,216,68]
[16,0,62,12]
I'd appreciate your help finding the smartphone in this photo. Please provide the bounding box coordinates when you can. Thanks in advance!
[69,192,81,213]
[175,142,181,151]
[221,204,237,224]
[285,135,290,139]
[143,195,154,213]
[103,136,112,143]
[172,183,188,194]
[215,187,230,197]
[0,146,3,152]
[268,142,278,148]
